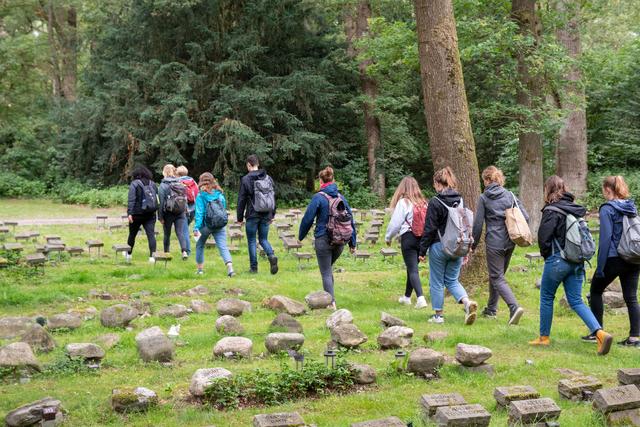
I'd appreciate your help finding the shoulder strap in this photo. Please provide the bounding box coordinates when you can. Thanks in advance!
[544,205,567,216]
[509,192,517,209]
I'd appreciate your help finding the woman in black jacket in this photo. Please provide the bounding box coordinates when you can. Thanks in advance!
[126,165,158,263]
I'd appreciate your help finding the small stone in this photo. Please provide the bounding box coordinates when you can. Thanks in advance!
[603,291,626,308]
[330,323,367,348]
[377,326,413,349]
[215,315,245,335]
[252,412,306,427]
[619,368,640,387]
[189,367,232,397]
[349,363,376,385]
[0,317,35,339]
[111,387,158,413]
[213,337,252,358]
[555,367,583,378]
[380,312,405,328]
[158,304,189,318]
[424,331,448,343]
[455,343,492,367]
[459,364,495,376]
[216,298,250,317]
[65,343,105,360]
[407,348,443,377]
[326,309,353,330]
[0,342,40,371]
[96,333,121,350]
[5,397,63,427]
[508,398,561,426]
[350,417,405,427]
[67,306,98,320]
[494,385,540,408]
[88,289,113,300]
[269,313,303,333]
[264,333,305,353]
[47,313,82,330]
[420,393,467,417]
[535,278,541,289]
[264,295,306,316]
[558,376,603,401]
[592,385,640,413]
[304,291,333,309]
[433,404,491,426]
[20,324,56,353]
[100,304,138,328]
[135,326,174,362]
[186,285,210,296]
[190,299,212,314]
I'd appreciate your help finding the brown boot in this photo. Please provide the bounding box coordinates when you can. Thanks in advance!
[596,330,613,356]
[528,336,550,346]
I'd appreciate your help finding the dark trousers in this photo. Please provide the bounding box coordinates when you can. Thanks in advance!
[486,246,519,315]
[127,213,157,257]
[400,233,423,297]
[162,212,188,253]
[590,256,640,337]
[315,235,344,301]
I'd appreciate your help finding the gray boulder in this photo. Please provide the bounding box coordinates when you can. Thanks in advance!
[96,333,120,350]
[349,363,377,385]
[305,291,333,309]
[158,304,189,318]
[326,309,353,330]
[603,291,626,308]
[264,333,305,353]
[270,313,303,333]
[216,298,250,317]
[111,387,158,413]
[455,343,493,367]
[47,313,82,330]
[377,326,414,349]
[265,295,306,316]
[5,397,63,427]
[189,367,233,397]
[0,342,40,371]
[0,317,34,339]
[190,299,212,314]
[135,326,174,362]
[67,306,98,320]
[215,315,245,335]
[330,324,367,348]
[380,312,406,328]
[20,324,56,353]
[100,304,138,328]
[213,337,252,358]
[65,343,105,361]
[407,348,443,376]
[186,285,210,296]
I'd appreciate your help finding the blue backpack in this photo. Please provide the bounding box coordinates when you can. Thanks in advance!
[205,198,228,229]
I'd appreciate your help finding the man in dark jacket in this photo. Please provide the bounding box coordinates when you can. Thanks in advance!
[236,154,278,274]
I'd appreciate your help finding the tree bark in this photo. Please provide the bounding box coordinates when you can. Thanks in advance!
[555,0,587,198]
[512,0,544,234]
[60,5,77,101]
[46,0,62,99]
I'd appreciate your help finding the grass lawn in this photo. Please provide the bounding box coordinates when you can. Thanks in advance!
[0,199,636,426]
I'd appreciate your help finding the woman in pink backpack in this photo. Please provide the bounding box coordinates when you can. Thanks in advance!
[385,177,428,309]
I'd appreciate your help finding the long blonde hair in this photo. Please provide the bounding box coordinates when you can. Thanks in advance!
[390,176,426,209]
[602,175,630,199]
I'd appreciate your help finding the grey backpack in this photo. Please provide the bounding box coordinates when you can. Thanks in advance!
[253,175,275,213]
[545,206,596,264]
[433,197,474,258]
[618,215,640,264]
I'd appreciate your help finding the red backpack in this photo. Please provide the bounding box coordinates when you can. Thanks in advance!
[407,201,428,238]
[320,192,354,245]
[182,178,199,204]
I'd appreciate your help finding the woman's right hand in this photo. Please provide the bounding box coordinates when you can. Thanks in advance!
[419,256,426,263]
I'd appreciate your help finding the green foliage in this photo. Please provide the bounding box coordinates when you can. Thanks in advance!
[0,173,46,198]
[40,356,98,377]
[583,169,640,210]
[54,181,128,207]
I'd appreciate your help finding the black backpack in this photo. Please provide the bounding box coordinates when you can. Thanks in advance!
[164,182,187,214]
[139,181,157,213]
[205,198,228,229]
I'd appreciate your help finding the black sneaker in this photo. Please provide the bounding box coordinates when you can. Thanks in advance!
[581,333,597,343]
[268,256,279,275]
[249,268,258,274]
[618,338,640,347]
[481,308,497,319]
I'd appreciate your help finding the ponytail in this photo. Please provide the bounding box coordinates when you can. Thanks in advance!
[602,175,630,199]
[318,166,334,184]
[433,167,458,190]
[481,166,505,186]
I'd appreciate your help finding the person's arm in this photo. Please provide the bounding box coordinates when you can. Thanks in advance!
[194,195,204,231]
[419,199,440,257]
[595,204,614,278]
[298,195,320,241]
[471,196,485,250]
[157,184,166,222]
[221,194,227,210]
[537,209,557,259]
[237,178,248,223]
[127,183,137,216]
[385,201,407,243]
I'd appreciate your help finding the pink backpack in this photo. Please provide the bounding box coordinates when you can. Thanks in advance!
[320,192,353,245]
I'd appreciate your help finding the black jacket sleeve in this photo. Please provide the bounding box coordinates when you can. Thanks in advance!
[538,209,561,259]
[237,177,249,223]
[127,182,137,216]
[419,199,441,257]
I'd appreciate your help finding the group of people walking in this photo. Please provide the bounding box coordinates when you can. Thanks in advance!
[126,157,639,354]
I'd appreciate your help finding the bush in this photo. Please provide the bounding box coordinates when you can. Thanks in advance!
[53,180,128,207]
[0,173,46,198]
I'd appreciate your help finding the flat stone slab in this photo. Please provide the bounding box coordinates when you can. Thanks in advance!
[433,404,491,426]
[380,248,398,257]
[592,385,640,413]
[86,240,104,247]
[619,368,640,387]
[253,412,305,427]
[112,244,131,252]
[25,253,46,265]
[607,408,640,426]
[420,393,467,417]
[294,252,312,260]
[350,416,405,427]
[354,250,371,259]
[5,397,63,427]
[508,398,561,426]
[558,376,603,401]
[494,385,540,408]
[3,243,23,251]
[380,312,405,328]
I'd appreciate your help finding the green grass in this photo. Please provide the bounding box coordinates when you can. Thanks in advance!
[0,199,635,426]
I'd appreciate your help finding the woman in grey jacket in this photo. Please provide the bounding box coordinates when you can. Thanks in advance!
[472,166,528,325]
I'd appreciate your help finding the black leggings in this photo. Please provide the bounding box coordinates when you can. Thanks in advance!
[590,257,640,337]
[401,233,423,298]
[127,213,157,257]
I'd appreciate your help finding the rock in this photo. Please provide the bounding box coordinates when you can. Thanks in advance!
[96,333,120,350]
[264,333,305,353]
[607,408,640,426]
[186,285,210,296]
[330,324,367,348]
[100,304,138,328]
[420,393,467,417]
[555,368,583,378]
[558,376,603,401]
[494,386,540,408]
[459,364,495,376]
[0,317,35,339]
[135,326,174,362]
[158,304,189,318]
[190,299,212,314]
[5,397,63,427]
[20,324,56,353]
[377,326,413,349]
[111,387,158,413]
[88,289,113,300]
[455,343,493,367]
[215,315,245,335]
[508,398,561,426]
[213,337,252,358]
[380,312,406,328]
[325,309,353,330]
[130,300,151,316]
[349,363,376,384]
[407,348,443,377]
[304,291,333,309]
[612,307,629,316]
[67,306,98,321]
[603,291,626,308]
[608,279,623,293]
[216,298,250,317]
[269,313,303,333]
[47,313,82,330]
[433,404,491,427]
[0,342,40,371]
[619,368,640,387]
[535,278,541,289]
[252,412,306,427]
[65,343,105,361]
[424,331,448,343]
[189,367,233,397]
[559,295,570,309]
[350,417,405,427]
[265,295,306,316]
[592,385,640,413]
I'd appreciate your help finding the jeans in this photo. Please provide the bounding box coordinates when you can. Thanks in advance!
[539,253,601,336]
[428,242,468,311]
[486,246,519,315]
[180,214,192,255]
[195,225,232,265]
[590,257,640,337]
[315,235,344,301]
[246,217,274,270]
[162,212,188,253]
[401,233,423,298]
[127,213,157,257]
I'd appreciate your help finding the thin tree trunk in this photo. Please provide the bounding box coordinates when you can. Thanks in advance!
[46,0,62,99]
[555,0,587,198]
[60,5,77,101]
[512,0,544,234]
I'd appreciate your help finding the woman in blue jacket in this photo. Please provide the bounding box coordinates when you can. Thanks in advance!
[299,167,356,310]
[193,173,234,277]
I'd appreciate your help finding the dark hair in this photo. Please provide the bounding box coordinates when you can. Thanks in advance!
[433,167,458,190]
[544,175,568,204]
[318,166,334,183]
[246,154,259,167]
[131,165,153,184]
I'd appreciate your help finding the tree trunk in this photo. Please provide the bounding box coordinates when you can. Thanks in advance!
[46,0,62,99]
[555,0,587,198]
[60,5,77,101]
[414,0,486,286]
[512,0,544,234]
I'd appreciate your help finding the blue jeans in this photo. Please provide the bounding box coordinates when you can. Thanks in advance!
[246,217,274,269]
[195,225,232,265]
[428,242,468,311]
[181,215,191,255]
[539,253,601,336]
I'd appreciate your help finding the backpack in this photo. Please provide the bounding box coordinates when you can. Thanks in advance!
[617,214,640,264]
[320,192,354,246]
[405,201,428,238]
[182,178,199,204]
[205,197,228,229]
[544,206,596,264]
[253,175,276,213]
[139,181,157,214]
[164,182,188,214]
[432,197,474,258]
[505,192,533,247]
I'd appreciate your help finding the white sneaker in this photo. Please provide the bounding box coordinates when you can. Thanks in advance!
[398,296,411,305]
[148,257,156,264]
[122,251,128,258]
[415,296,428,309]
[182,251,188,260]
[428,314,445,324]
[124,253,131,262]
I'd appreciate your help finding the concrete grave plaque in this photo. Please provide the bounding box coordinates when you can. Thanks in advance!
[252,412,306,427]
[420,393,467,417]
[508,398,561,426]
[433,404,491,426]
[350,416,405,427]
[592,385,640,414]
[494,385,540,408]
[619,368,640,387]
[558,375,602,401]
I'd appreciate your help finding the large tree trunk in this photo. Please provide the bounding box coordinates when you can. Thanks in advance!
[414,0,486,286]
[345,1,385,203]
[555,0,587,198]
[512,0,544,234]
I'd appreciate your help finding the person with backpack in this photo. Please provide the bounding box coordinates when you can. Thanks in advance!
[299,166,356,310]
[236,154,278,274]
[125,165,158,263]
[177,166,199,257]
[418,167,478,325]
[385,177,428,309]
[582,176,640,348]
[158,164,189,260]
[193,172,234,277]
[529,175,613,355]
[471,166,528,325]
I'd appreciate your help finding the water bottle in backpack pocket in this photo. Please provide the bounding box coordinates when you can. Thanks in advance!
[432,197,474,258]
[544,206,595,264]
[205,198,228,229]
[618,215,640,264]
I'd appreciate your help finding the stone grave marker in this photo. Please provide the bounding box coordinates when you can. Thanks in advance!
[619,368,640,388]
[350,416,405,427]
[252,412,306,427]
[558,376,602,401]
[508,398,561,426]
[494,385,540,408]
[433,404,491,427]
[592,385,640,414]
[420,393,467,417]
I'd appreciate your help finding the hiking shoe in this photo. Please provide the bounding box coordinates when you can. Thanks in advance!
[398,296,411,305]
[195,269,204,275]
[124,253,132,262]
[481,308,497,319]
[182,251,188,260]
[464,300,478,325]
[618,338,640,347]
[148,257,156,264]
[596,330,613,356]
[268,256,279,275]
[328,302,337,311]
[529,336,550,346]
[428,314,444,324]
[581,333,597,343]
[508,307,524,326]
[249,267,258,274]
[415,296,428,309]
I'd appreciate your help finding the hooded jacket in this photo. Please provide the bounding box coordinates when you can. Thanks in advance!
[298,183,357,248]
[538,192,587,259]
[237,169,276,222]
[194,190,227,231]
[127,178,158,216]
[419,189,462,256]
[596,199,638,277]
[158,177,186,222]
[472,183,529,251]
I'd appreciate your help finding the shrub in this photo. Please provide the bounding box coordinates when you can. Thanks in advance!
[584,169,640,210]
[0,173,46,198]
